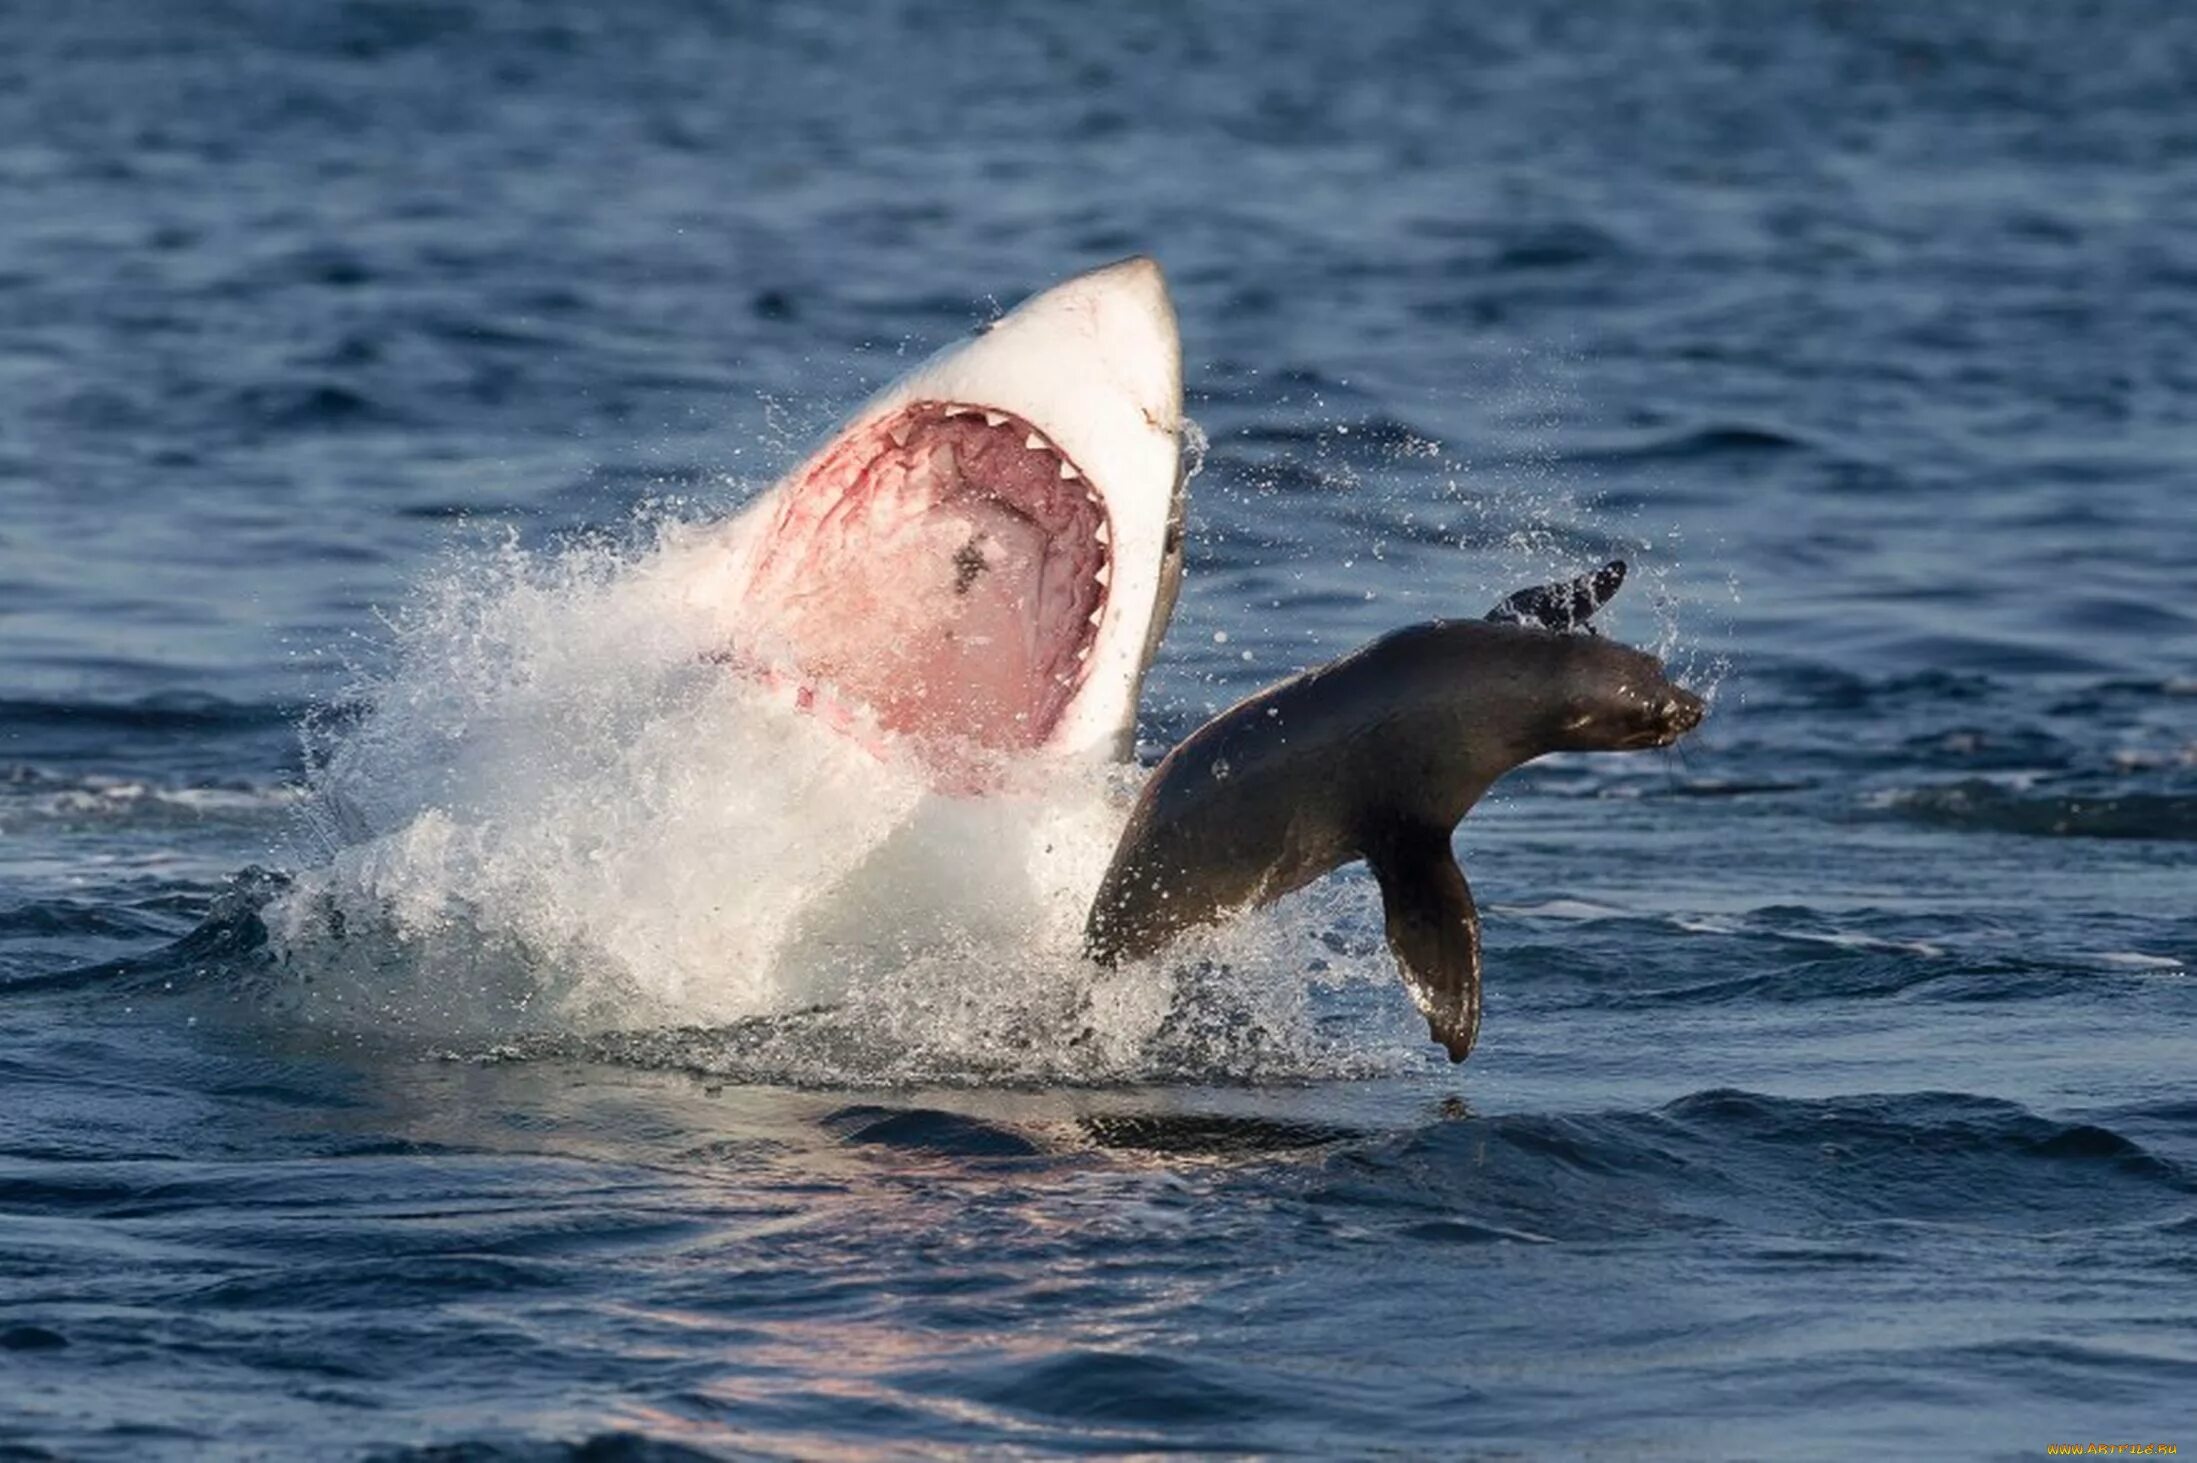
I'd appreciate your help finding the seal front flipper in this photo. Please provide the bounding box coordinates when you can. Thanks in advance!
[1485,559,1627,634]
[1363,823,1482,1062]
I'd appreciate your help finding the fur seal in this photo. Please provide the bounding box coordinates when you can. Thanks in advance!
[1084,563,1703,1061]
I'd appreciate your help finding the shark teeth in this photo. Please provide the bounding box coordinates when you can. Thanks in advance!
[942,405,971,418]
[1025,432,1047,451]
[889,421,912,447]
[1094,562,1110,586]
[984,411,1007,427]
[1094,521,1110,544]
[1058,461,1079,480]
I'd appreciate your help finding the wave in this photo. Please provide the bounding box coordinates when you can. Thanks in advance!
[1303,1089,2195,1240]
[1559,422,1811,466]
[0,867,284,997]
[0,693,298,735]
[0,769,301,828]
[226,379,397,432]
[1494,897,2190,1008]
[1876,780,2197,841]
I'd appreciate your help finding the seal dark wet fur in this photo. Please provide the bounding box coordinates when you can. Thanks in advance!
[1084,566,1703,1062]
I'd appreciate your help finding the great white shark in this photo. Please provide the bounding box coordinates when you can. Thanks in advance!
[684,257,1186,789]
[695,258,1703,1062]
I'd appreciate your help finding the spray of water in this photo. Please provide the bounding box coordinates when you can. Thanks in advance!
[267,515,1413,1084]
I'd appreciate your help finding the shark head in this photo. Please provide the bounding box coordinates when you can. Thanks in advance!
[702,257,1187,785]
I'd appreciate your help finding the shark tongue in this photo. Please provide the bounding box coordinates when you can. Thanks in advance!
[734,401,1110,783]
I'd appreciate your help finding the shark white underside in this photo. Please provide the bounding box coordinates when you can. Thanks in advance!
[674,257,1186,782]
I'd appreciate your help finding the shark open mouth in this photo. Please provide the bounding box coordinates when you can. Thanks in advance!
[738,400,1112,766]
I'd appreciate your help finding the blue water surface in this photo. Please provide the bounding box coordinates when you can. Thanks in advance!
[3,2,2194,1457]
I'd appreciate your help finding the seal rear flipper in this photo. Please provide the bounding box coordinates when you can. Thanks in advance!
[1484,559,1627,634]
[1364,825,1483,1063]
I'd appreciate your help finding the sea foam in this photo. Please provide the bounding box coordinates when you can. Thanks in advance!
[268,519,1403,1082]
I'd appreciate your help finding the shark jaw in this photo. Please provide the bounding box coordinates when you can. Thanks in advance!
[700,257,1186,788]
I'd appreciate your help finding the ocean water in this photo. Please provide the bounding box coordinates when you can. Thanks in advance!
[4,2,2194,1457]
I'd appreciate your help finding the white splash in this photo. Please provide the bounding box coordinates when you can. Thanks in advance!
[269,521,1405,1082]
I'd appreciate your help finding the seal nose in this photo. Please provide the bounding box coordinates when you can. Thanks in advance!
[1661,686,1706,739]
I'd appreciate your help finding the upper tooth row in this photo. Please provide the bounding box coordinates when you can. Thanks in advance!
[926,407,1095,498]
